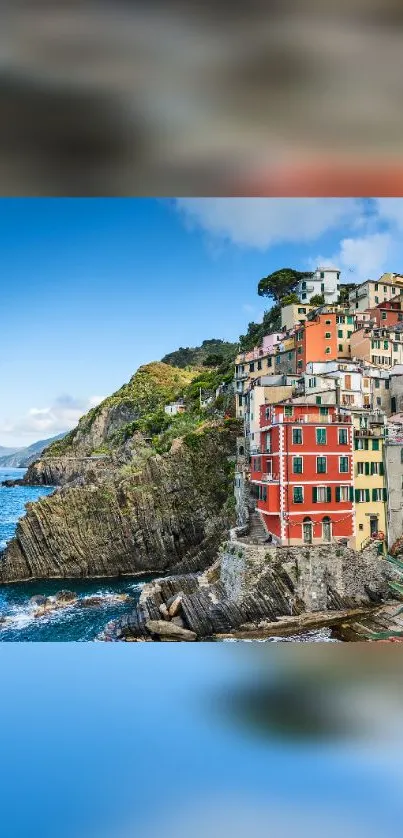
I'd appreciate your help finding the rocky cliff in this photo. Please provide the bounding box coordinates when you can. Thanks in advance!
[0,422,238,583]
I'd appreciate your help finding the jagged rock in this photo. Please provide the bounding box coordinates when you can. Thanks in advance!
[145,620,197,641]
[159,603,170,620]
[171,615,185,628]
[80,596,105,608]
[54,590,77,603]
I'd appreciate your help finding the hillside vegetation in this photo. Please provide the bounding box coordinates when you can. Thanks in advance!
[161,338,238,369]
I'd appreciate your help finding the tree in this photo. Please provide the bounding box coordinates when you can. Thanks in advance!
[258,268,313,303]
[280,292,300,306]
[202,353,224,367]
[309,294,325,307]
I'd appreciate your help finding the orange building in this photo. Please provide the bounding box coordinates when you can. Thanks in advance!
[250,403,354,546]
[294,313,338,374]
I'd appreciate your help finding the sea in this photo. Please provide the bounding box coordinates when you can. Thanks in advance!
[0,467,151,641]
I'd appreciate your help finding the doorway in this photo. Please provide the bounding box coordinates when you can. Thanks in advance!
[322,517,332,543]
[370,516,378,538]
[303,518,313,544]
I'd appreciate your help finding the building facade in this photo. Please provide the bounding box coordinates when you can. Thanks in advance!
[296,266,340,305]
[351,411,387,550]
[250,403,354,546]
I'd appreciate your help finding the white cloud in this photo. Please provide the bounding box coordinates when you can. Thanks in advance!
[174,198,364,249]
[0,394,104,444]
[375,199,403,232]
[313,232,393,285]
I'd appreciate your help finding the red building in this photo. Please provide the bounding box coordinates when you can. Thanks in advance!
[366,296,403,328]
[250,403,354,546]
[294,312,338,374]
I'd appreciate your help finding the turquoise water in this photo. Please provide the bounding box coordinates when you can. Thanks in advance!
[0,468,151,641]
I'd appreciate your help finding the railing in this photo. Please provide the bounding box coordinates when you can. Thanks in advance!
[260,473,280,482]
[269,413,351,425]
[355,428,383,438]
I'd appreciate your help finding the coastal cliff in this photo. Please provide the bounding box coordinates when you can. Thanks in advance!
[0,422,238,583]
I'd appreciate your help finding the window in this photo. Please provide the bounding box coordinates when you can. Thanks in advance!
[308,377,316,388]
[320,272,325,279]
[249,362,254,372]
[302,281,306,290]
[325,347,331,354]
[385,380,390,389]
[355,489,370,502]
[372,488,386,502]
[325,319,331,324]
[376,397,382,406]
[267,357,272,367]
[375,296,379,304]
[372,439,380,451]
[293,486,303,503]
[338,428,348,445]
[320,407,329,415]
[316,456,327,473]
[293,456,303,474]
[339,456,349,473]
[298,307,306,314]
[338,344,343,351]
[347,316,354,324]
[313,486,332,503]
[375,379,380,388]
[316,396,322,405]
[302,293,307,300]
[297,346,303,354]
[382,311,387,320]
[297,360,303,368]
[288,352,292,360]
[357,462,365,475]
[276,355,280,364]
[336,486,352,502]
[338,330,343,338]
[325,332,331,338]
[321,283,325,293]
[394,344,399,352]
[355,438,369,450]
[375,283,378,291]
[384,341,388,349]
[371,462,384,475]
[316,428,327,445]
[384,286,387,293]
[238,395,243,407]
[292,428,303,444]
[258,485,267,502]
[284,405,293,417]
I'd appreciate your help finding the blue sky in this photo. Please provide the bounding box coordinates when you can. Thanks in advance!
[2,197,403,447]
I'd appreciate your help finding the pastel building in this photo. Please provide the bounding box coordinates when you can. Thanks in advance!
[296,266,340,305]
[350,325,403,368]
[250,403,354,546]
[352,410,387,550]
[348,277,403,312]
[294,312,338,374]
[281,303,314,331]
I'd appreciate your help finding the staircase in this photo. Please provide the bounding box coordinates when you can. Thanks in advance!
[244,511,270,545]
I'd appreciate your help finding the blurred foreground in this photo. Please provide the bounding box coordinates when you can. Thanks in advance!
[1,644,403,838]
[2,1,403,194]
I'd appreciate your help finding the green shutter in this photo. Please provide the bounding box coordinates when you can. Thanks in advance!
[372,488,377,502]
[365,462,370,475]
[372,439,379,451]
[366,489,370,502]
[354,439,359,450]
[336,486,340,502]
[379,462,384,475]
[350,486,354,502]
[312,487,317,503]
[327,487,331,502]
[383,488,387,502]
[355,489,360,503]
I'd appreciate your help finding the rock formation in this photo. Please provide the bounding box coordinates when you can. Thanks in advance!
[0,422,238,583]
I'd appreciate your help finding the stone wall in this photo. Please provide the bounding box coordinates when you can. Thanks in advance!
[220,540,392,612]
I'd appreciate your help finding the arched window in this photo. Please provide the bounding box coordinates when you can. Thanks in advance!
[303,517,313,544]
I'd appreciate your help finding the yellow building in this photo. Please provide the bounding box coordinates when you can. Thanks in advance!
[349,277,403,312]
[352,411,387,550]
[336,311,356,358]
[281,303,313,331]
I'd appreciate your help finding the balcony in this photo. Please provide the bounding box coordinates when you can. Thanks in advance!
[270,412,351,425]
[260,473,280,483]
[235,371,248,380]
[354,428,383,438]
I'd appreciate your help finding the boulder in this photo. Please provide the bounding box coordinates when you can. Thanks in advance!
[55,590,77,604]
[168,594,183,618]
[145,619,197,641]
[80,596,105,608]
[159,603,170,620]
[29,595,48,607]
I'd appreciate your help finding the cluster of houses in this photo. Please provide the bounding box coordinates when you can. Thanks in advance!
[234,268,403,552]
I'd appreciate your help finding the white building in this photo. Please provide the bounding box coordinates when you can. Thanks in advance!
[296,266,340,305]
[164,401,186,416]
